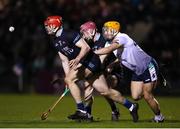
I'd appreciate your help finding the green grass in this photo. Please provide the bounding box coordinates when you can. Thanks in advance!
[0,94,180,128]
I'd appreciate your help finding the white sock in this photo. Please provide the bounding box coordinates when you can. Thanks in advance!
[78,109,86,113]
[129,104,134,112]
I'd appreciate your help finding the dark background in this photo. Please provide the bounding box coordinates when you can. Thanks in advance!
[0,0,179,95]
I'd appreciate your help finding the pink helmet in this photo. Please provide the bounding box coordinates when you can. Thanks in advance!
[80,21,97,33]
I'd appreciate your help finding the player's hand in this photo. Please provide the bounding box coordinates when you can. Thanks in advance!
[69,58,80,70]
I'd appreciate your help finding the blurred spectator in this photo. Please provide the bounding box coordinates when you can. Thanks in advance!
[0,0,179,94]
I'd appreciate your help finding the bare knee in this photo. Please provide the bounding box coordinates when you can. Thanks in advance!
[131,81,143,101]
[132,95,142,101]
[100,91,110,96]
[131,92,142,101]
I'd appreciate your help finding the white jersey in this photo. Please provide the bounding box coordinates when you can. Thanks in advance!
[112,32,152,75]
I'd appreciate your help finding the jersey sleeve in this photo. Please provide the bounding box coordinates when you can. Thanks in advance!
[114,34,127,46]
[69,31,81,45]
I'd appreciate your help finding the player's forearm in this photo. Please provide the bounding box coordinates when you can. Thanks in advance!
[95,43,121,55]
[95,47,111,55]
[76,45,90,61]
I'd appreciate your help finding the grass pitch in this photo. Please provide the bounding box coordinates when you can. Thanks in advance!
[0,94,180,128]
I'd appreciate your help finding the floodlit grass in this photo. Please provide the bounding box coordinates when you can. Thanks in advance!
[0,94,180,128]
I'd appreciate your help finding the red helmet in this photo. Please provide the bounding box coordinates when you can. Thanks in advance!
[80,21,96,33]
[44,16,63,35]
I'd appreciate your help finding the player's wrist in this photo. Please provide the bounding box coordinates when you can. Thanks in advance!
[75,57,81,62]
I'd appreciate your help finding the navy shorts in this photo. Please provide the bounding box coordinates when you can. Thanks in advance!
[131,59,159,83]
[81,53,101,73]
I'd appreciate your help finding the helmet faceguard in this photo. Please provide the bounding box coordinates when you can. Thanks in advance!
[80,21,97,40]
[102,21,120,40]
[44,16,63,35]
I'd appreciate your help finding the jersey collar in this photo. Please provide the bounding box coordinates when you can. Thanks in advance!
[94,32,100,42]
[56,28,63,37]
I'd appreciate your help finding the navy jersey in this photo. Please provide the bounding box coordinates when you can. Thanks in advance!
[52,30,101,73]
[88,33,116,66]
[92,34,106,51]
[53,30,81,60]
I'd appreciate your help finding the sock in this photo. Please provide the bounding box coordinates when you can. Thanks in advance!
[77,102,85,111]
[85,105,92,114]
[106,98,118,113]
[110,103,118,113]
[155,110,160,115]
[123,99,134,111]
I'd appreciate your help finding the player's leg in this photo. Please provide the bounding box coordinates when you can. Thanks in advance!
[143,59,164,122]
[83,78,120,121]
[142,59,164,122]
[91,74,139,122]
[75,80,94,116]
[105,74,120,121]
[131,81,143,101]
[65,68,87,120]
[104,97,120,121]
[143,81,164,122]
[65,65,83,107]
[65,64,93,120]
[83,81,94,116]
[66,53,103,121]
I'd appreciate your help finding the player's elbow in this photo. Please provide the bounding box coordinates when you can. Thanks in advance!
[84,45,90,52]
[80,44,90,54]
